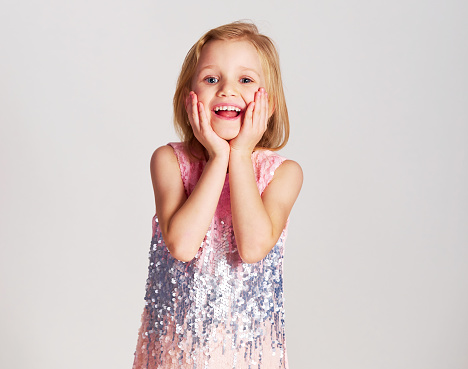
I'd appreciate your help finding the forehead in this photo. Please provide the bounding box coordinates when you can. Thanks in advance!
[197,39,263,73]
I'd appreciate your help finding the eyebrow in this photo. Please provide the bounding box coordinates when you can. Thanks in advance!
[198,65,217,72]
[197,65,261,76]
[239,67,261,76]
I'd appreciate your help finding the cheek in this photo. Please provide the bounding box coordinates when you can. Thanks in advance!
[247,84,265,102]
[243,90,257,104]
[190,81,203,95]
[193,87,210,103]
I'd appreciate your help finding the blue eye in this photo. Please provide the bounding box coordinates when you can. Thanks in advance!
[240,78,253,83]
[205,77,218,84]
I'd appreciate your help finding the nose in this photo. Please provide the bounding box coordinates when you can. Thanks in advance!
[217,79,238,97]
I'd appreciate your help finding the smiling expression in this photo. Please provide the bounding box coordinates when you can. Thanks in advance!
[191,39,266,141]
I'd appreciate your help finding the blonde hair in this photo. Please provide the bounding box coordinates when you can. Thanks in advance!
[173,21,289,157]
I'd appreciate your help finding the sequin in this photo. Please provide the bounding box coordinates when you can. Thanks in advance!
[132,142,291,369]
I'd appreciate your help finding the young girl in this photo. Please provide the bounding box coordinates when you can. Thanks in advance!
[132,21,303,369]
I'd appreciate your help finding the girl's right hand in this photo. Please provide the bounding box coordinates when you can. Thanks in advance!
[186,91,230,160]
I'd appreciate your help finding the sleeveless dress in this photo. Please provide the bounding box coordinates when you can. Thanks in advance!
[132,142,290,369]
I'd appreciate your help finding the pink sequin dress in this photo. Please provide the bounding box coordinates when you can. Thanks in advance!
[132,142,290,369]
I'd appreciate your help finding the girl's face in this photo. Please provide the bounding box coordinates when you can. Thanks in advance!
[191,39,266,141]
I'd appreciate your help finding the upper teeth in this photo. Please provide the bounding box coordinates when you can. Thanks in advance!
[214,106,241,112]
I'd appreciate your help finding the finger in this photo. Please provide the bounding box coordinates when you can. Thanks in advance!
[252,89,262,128]
[244,101,255,131]
[188,92,200,132]
[263,92,269,131]
[197,101,210,133]
[254,89,266,130]
[258,89,266,123]
[260,90,268,131]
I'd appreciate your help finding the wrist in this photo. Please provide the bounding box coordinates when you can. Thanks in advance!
[229,147,252,162]
[204,141,230,160]
[207,150,230,166]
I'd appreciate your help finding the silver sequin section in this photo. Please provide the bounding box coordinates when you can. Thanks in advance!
[140,214,287,368]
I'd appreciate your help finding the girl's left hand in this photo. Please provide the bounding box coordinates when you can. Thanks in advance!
[229,88,269,154]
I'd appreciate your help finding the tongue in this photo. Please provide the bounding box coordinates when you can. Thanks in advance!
[217,110,238,118]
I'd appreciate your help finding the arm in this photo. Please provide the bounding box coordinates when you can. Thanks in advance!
[229,155,303,263]
[150,92,230,262]
[229,88,303,263]
[150,146,228,262]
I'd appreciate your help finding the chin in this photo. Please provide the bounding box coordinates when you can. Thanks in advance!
[212,125,240,141]
[220,133,239,141]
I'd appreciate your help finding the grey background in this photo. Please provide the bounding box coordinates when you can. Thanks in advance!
[1,0,467,368]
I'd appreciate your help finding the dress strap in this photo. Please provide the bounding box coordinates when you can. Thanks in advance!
[252,150,287,194]
[167,142,191,194]
[167,142,206,197]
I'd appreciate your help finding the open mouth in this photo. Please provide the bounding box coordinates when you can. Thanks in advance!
[213,106,242,119]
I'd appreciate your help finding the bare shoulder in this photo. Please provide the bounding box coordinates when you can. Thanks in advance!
[262,158,303,203]
[278,159,302,176]
[150,145,183,190]
[149,145,186,209]
[261,158,302,227]
[275,159,303,188]
[150,145,178,170]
